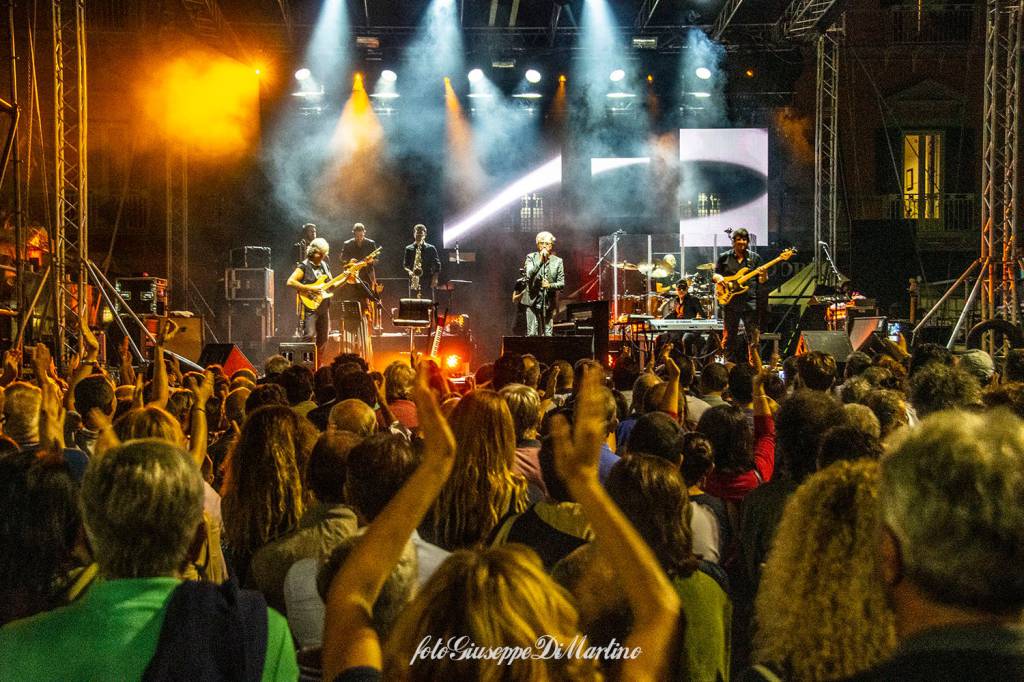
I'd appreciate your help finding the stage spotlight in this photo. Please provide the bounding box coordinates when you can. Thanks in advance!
[691,91,712,98]
[468,68,484,83]
[609,68,626,82]
[381,69,397,83]
[559,74,567,83]
[295,67,311,81]
[745,68,756,78]
[445,354,461,369]
[525,69,542,83]
[695,67,712,80]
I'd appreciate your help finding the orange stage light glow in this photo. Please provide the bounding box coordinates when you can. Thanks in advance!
[330,72,383,159]
[140,49,260,157]
[444,77,483,210]
[445,354,461,369]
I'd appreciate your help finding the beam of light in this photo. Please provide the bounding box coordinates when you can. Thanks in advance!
[305,0,349,88]
[591,157,650,174]
[403,0,465,100]
[443,157,562,245]
[679,28,727,126]
[445,77,484,213]
[316,73,387,216]
[330,73,383,161]
[141,49,260,157]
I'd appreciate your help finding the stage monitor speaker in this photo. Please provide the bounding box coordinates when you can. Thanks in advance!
[565,300,610,364]
[279,342,317,371]
[198,343,256,377]
[848,316,886,351]
[144,315,204,362]
[796,331,854,360]
[502,335,594,367]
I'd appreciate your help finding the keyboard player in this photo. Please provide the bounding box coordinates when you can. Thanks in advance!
[660,279,703,319]
[658,279,708,357]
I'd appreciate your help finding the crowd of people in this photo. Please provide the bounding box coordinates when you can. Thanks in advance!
[1,316,1024,681]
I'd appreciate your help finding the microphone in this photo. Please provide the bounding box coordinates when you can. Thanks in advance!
[612,229,626,236]
[818,241,829,247]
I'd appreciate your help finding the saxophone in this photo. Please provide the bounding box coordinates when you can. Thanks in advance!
[410,242,423,294]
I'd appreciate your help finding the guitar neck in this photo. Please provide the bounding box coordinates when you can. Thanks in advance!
[737,254,787,284]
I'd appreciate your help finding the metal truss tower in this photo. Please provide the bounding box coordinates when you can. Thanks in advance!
[981,0,1022,326]
[813,24,842,282]
[51,0,88,368]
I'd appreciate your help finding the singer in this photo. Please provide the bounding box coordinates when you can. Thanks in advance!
[521,231,565,336]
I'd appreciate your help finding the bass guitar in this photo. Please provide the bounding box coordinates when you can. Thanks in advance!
[715,248,796,306]
[298,246,382,311]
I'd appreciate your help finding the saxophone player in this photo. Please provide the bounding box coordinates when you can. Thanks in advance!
[403,224,441,297]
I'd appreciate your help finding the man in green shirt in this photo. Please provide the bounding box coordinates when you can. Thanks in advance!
[0,439,298,681]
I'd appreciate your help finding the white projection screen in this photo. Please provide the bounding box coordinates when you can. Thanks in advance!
[678,128,768,248]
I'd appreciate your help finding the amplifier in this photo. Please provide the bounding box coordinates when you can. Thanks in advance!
[230,246,272,269]
[225,268,274,301]
[115,277,167,316]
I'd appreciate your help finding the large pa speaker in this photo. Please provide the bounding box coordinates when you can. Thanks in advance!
[198,343,256,377]
[796,331,854,360]
[501,335,594,366]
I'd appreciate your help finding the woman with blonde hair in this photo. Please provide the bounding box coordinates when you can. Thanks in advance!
[747,459,896,680]
[423,389,527,550]
[322,364,681,681]
[221,405,317,583]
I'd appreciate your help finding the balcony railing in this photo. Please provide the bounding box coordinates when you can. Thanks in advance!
[850,193,977,233]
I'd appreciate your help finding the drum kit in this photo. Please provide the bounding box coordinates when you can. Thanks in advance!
[611,259,718,323]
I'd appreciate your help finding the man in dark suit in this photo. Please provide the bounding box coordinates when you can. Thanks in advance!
[520,231,565,336]
[403,224,441,298]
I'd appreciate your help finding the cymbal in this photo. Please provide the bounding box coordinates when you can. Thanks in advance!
[612,261,638,270]
[696,262,716,271]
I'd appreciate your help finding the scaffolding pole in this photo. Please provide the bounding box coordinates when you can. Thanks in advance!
[51,0,88,368]
[813,23,842,284]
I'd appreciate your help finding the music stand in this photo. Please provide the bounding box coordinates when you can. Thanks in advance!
[394,298,434,355]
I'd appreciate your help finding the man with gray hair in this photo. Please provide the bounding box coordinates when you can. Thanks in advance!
[521,231,565,336]
[0,439,298,679]
[846,410,1024,679]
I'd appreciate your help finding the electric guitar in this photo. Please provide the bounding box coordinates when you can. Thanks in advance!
[298,247,382,311]
[715,248,796,306]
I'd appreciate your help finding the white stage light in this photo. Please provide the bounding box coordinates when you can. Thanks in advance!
[695,67,712,80]
[468,68,484,83]
[525,69,542,83]
[691,91,712,98]
[295,68,312,81]
[609,69,626,82]
[380,69,397,83]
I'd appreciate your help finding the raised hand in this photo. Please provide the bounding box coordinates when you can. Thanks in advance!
[550,365,605,485]
[661,345,680,382]
[186,369,215,408]
[89,407,121,458]
[38,376,66,451]
[411,362,455,469]
[31,343,52,384]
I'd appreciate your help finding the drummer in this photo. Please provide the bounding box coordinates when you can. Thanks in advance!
[661,278,704,319]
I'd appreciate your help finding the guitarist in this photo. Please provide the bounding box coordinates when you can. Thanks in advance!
[287,237,333,364]
[339,223,379,313]
[713,228,764,363]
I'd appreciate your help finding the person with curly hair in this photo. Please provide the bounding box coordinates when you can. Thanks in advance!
[422,389,528,550]
[745,459,896,680]
[221,405,317,583]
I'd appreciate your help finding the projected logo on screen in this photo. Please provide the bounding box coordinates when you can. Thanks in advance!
[678,128,768,248]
